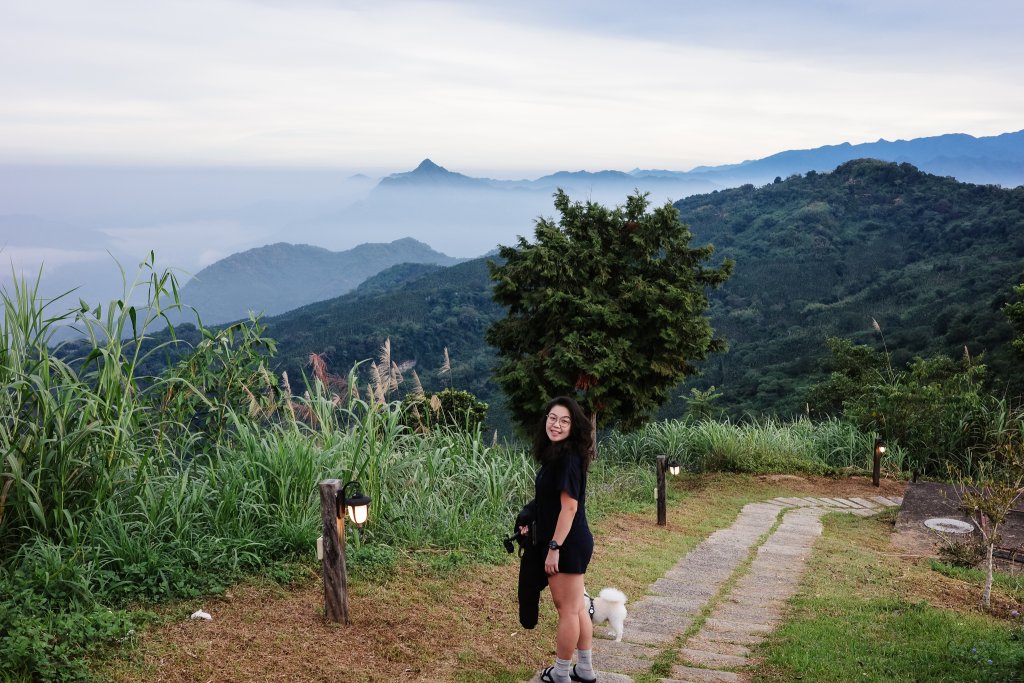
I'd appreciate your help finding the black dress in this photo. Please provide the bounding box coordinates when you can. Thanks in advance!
[517,448,594,628]
[534,449,593,573]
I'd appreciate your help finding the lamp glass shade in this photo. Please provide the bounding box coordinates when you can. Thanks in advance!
[668,462,680,476]
[345,492,371,527]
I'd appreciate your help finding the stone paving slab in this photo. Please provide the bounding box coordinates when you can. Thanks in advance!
[618,626,678,646]
[593,652,656,673]
[715,602,780,618]
[663,566,733,583]
[756,544,811,557]
[703,617,777,634]
[685,636,752,657]
[848,496,880,508]
[681,550,753,566]
[737,577,798,593]
[698,630,767,646]
[666,665,743,682]
[649,578,718,599]
[625,609,694,632]
[598,640,663,656]
[679,647,750,669]
[712,605,782,624]
[639,595,710,611]
[726,585,788,600]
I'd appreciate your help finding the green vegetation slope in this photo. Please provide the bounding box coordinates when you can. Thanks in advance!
[675,159,1024,416]
[262,160,1024,428]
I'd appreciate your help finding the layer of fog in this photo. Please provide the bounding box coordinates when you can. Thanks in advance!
[0,163,715,312]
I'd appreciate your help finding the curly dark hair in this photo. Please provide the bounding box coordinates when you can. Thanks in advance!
[531,395,594,472]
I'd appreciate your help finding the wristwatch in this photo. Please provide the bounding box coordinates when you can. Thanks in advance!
[548,540,561,551]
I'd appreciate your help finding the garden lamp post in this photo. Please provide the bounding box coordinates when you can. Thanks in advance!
[656,456,680,525]
[872,438,887,487]
[319,478,372,624]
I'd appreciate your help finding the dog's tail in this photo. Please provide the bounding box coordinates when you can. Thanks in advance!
[599,587,627,604]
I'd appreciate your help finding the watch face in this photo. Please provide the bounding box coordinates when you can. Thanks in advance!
[548,540,559,550]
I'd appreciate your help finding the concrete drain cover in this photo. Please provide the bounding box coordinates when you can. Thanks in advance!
[923,518,974,534]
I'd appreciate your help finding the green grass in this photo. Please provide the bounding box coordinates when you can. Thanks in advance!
[600,415,897,476]
[752,514,1024,683]
[929,560,1024,603]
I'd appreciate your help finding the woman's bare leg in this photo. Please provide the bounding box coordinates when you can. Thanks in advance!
[548,572,587,659]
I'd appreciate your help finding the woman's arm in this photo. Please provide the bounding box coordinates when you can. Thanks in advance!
[544,490,578,575]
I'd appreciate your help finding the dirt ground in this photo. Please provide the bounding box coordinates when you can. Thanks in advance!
[96,475,1024,683]
[892,479,1024,566]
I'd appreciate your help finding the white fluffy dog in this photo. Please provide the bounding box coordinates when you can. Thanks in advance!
[586,587,628,641]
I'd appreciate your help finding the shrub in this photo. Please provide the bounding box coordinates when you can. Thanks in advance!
[401,387,488,433]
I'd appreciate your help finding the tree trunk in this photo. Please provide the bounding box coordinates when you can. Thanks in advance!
[983,542,994,610]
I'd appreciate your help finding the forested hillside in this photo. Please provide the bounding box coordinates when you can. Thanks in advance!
[674,159,1024,416]
[263,257,505,417]
[176,238,461,324]
[262,160,1024,431]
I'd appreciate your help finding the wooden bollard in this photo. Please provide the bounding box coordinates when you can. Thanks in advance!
[319,479,350,624]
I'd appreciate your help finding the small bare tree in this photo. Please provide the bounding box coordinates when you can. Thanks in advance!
[955,412,1024,610]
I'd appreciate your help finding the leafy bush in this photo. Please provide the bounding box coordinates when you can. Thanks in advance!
[936,538,985,568]
[401,387,489,433]
[807,335,999,476]
[0,568,136,683]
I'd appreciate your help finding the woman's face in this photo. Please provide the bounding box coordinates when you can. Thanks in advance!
[545,404,572,443]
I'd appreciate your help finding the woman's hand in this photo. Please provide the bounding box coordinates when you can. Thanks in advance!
[545,549,560,575]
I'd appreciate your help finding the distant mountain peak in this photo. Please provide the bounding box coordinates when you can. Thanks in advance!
[414,158,445,173]
[379,158,485,188]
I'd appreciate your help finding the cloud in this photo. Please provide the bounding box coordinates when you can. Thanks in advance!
[0,0,1021,171]
[0,245,106,273]
[100,220,277,275]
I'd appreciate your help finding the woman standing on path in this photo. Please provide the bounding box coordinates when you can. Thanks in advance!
[528,396,596,683]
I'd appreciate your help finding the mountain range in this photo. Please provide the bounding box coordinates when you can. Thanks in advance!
[280,129,1024,259]
[249,159,1024,433]
[173,129,1024,325]
[379,130,1024,194]
[3,128,1021,311]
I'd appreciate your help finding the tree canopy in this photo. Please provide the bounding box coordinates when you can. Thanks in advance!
[486,190,733,432]
[1004,282,1024,358]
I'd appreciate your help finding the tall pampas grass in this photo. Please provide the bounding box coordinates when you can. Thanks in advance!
[438,347,451,387]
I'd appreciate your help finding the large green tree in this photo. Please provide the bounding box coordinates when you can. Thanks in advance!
[486,190,733,431]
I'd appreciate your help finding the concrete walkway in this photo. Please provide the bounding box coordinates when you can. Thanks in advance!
[524,494,902,683]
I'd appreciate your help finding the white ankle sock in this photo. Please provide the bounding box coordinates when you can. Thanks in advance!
[575,648,595,678]
[553,656,572,682]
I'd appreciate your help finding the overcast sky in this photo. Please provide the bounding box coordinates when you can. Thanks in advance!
[2,0,1022,177]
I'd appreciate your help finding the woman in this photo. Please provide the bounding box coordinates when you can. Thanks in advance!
[526,396,596,683]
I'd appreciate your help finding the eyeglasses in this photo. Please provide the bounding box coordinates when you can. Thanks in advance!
[546,413,571,428]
